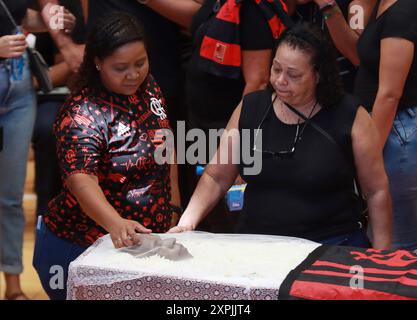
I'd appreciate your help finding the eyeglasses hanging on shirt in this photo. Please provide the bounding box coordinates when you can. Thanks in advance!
[253,95,318,159]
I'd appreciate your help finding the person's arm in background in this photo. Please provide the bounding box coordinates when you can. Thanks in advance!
[372,38,414,150]
[22,8,48,32]
[22,7,75,34]
[80,0,88,26]
[37,0,84,72]
[242,50,272,96]
[298,0,375,66]
[351,107,392,250]
[168,103,242,232]
[240,0,274,96]
[139,0,204,30]
[32,60,71,90]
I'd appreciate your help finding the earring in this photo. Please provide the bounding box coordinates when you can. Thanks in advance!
[96,64,101,71]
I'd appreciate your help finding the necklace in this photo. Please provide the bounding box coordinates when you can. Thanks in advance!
[296,100,318,140]
[274,95,319,125]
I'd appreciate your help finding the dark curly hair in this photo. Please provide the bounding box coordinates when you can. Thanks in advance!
[71,12,147,95]
[273,22,344,108]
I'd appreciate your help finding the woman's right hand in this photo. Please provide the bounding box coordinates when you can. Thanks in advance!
[167,213,196,233]
[167,224,194,233]
[108,217,152,248]
[0,34,27,58]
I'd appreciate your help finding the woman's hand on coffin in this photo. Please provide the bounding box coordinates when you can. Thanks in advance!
[108,218,152,248]
[167,210,197,233]
[167,224,193,233]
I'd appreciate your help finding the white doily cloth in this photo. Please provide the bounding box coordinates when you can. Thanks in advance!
[67,231,320,300]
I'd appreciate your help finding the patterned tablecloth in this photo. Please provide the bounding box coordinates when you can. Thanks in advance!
[67,232,320,300]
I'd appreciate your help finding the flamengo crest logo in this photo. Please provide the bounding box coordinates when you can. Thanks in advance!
[150,97,167,120]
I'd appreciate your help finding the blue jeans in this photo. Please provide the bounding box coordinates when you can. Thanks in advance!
[384,106,417,250]
[33,217,86,300]
[0,55,36,274]
[32,99,64,215]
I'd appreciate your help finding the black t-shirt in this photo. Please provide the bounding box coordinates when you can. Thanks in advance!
[293,0,357,93]
[355,0,417,111]
[0,0,31,36]
[186,0,275,132]
[238,90,364,241]
[87,0,183,119]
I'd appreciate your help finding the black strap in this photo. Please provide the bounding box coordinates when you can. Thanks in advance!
[0,0,19,29]
[284,102,366,204]
[284,102,348,160]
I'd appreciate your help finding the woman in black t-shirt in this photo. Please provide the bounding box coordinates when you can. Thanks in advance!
[354,0,417,250]
[170,23,392,250]
[137,0,289,232]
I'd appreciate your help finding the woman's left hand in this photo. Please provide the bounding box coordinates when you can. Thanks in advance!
[167,224,193,234]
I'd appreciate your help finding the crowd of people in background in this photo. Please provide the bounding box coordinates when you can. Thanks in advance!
[0,0,416,300]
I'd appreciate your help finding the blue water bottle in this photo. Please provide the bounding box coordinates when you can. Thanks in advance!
[10,27,25,82]
[225,184,246,212]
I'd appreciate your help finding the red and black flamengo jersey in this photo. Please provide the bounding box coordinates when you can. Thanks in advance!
[44,75,173,247]
[279,245,417,300]
[198,0,292,79]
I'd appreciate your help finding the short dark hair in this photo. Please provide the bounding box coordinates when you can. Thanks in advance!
[274,22,344,108]
[71,12,147,94]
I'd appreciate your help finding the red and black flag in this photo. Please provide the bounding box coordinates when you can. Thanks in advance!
[279,245,417,300]
[199,0,293,79]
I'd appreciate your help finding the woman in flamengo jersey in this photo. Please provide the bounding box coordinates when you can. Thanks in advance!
[170,23,392,251]
[33,12,182,300]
